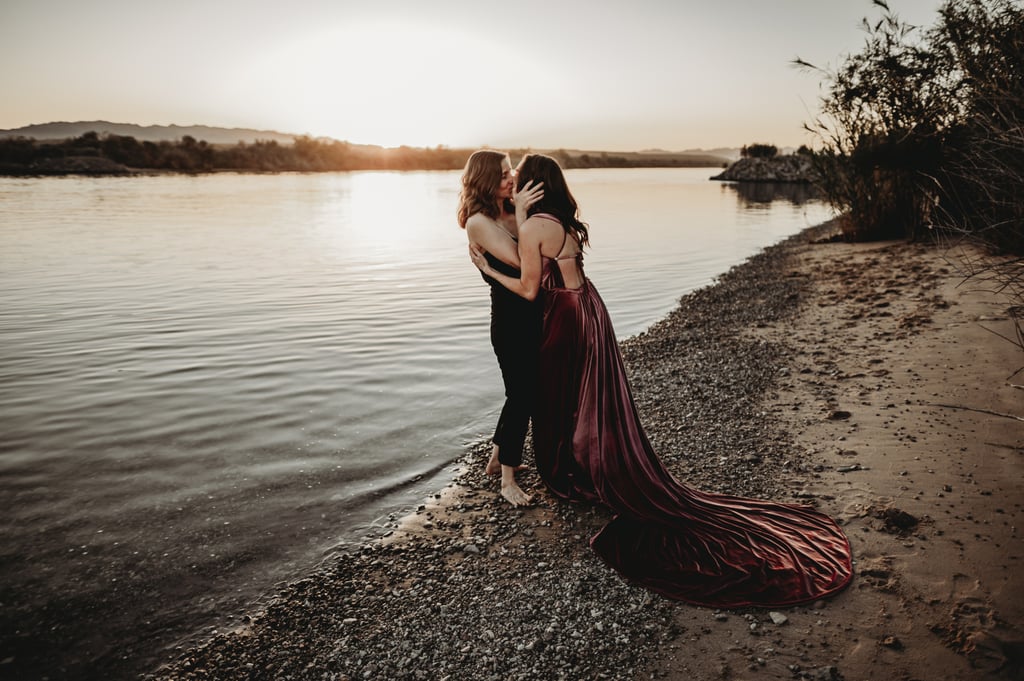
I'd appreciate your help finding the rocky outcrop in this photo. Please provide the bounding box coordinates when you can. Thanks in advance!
[711,154,817,183]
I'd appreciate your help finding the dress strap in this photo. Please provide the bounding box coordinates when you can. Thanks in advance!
[534,212,578,261]
[554,230,569,259]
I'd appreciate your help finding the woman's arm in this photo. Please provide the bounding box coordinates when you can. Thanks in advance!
[465,214,519,267]
[470,218,544,301]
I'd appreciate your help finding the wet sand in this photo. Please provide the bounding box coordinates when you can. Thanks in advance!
[149,223,1023,681]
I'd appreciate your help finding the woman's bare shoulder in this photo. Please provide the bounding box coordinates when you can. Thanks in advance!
[521,214,561,238]
[464,212,492,237]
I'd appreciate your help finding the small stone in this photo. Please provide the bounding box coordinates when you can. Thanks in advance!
[463,544,480,554]
[769,611,789,625]
[880,635,903,650]
[812,666,841,681]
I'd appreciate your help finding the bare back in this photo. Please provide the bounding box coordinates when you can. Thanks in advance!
[532,213,584,290]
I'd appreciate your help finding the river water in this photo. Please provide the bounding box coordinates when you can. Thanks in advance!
[0,168,831,678]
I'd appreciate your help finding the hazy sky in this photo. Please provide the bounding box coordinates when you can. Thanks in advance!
[1,0,945,150]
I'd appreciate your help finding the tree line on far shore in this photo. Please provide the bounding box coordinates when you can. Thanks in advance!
[0,132,724,175]
[0,133,470,173]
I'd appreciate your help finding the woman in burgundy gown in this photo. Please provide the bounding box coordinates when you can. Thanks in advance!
[470,153,853,607]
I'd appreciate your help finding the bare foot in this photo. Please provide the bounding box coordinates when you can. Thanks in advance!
[485,447,501,476]
[500,481,532,507]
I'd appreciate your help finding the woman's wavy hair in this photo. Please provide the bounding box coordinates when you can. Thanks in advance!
[457,150,512,228]
[515,154,590,248]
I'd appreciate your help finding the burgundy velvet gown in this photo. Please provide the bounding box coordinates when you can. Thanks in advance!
[531,238,853,608]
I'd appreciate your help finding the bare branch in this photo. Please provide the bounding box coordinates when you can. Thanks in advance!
[925,402,1024,422]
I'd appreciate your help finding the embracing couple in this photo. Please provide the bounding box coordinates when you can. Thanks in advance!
[457,150,852,608]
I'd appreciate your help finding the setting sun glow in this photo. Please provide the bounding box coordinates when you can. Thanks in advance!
[228,22,538,148]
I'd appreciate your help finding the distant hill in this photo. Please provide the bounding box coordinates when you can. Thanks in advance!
[0,121,302,145]
[682,147,742,162]
[549,149,731,168]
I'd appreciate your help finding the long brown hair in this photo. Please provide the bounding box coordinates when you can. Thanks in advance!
[515,154,590,248]
[457,150,511,228]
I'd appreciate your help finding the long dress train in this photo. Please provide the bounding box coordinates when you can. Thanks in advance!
[532,243,853,608]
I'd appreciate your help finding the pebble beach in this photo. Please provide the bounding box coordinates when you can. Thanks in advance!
[148,220,1023,681]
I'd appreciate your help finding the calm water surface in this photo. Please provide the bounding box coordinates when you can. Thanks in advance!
[0,168,831,679]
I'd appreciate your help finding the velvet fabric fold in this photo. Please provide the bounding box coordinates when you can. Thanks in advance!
[532,253,853,607]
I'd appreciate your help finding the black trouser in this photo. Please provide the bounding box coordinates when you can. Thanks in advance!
[490,310,539,468]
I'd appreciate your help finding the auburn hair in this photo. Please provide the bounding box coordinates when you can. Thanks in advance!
[457,150,512,228]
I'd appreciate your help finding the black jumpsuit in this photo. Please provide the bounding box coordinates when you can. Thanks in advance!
[482,252,542,467]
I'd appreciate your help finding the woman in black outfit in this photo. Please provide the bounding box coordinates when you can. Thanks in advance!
[458,150,543,506]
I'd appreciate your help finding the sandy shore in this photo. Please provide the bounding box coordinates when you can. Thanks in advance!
[648,235,1023,681]
[151,224,1023,681]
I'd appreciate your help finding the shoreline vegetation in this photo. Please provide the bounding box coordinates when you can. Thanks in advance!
[0,131,730,176]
